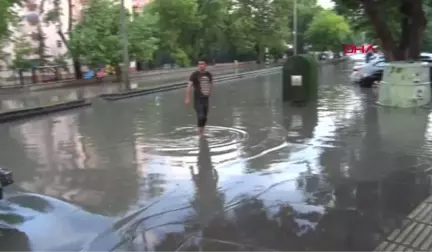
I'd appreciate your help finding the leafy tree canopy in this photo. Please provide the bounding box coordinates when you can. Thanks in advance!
[305,9,352,52]
[333,0,428,60]
[68,0,158,69]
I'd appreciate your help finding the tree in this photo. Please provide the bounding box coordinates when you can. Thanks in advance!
[44,0,83,78]
[68,0,159,80]
[421,2,432,52]
[285,0,323,54]
[9,38,33,70]
[0,0,20,41]
[305,9,352,52]
[333,0,428,61]
[148,0,202,66]
[230,0,291,63]
[129,11,159,64]
[195,0,230,62]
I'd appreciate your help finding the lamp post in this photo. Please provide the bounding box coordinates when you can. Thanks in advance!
[120,0,130,89]
[293,0,297,55]
[264,7,269,65]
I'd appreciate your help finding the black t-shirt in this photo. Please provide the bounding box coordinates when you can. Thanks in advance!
[189,70,213,99]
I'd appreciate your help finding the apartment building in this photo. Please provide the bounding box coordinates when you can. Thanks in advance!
[0,0,150,82]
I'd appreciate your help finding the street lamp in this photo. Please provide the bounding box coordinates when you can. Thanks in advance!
[120,0,130,89]
[263,7,269,65]
[293,0,297,55]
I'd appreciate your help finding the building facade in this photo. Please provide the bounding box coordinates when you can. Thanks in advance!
[0,0,150,79]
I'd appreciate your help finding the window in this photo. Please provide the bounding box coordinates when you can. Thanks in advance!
[374,61,386,67]
[56,40,62,48]
[420,56,432,62]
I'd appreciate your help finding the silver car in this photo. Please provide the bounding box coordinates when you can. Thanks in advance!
[357,57,387,87]
[349,54,385,83]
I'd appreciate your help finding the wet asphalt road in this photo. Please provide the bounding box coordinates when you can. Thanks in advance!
[1,61,432,251]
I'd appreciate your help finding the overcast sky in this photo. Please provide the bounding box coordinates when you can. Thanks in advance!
[317,0,335,9]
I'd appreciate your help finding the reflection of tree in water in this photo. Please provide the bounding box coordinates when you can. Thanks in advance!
[6,194,52,213]
[296,161,334,206]
[130,99,432,250]
[0,125,40,192]
[143,173,166,198]
[0,194,52,224]
[144,166,431,251]
[310,99,432,249]
[0,228,31,251]
[190,137,225,228]
[0,194,52,251]
[68,104,141,216]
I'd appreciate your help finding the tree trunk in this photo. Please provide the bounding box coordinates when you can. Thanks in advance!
[57,31,82,79]
[115,64,122,82]
[362,0,427,61]
[65,0,82,79]
[407,0,427,60]
[362,0,399,60]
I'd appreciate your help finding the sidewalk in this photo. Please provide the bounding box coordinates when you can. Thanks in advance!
[375,195,432,251]
[0,64,273,113]
[0,61,256,91]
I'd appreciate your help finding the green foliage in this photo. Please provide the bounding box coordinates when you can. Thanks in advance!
[129,10,159,62]
[305,9,352,52]
[143,0,294,64]
[334,0,429,60]
[148,0,201,65]
[68,0,159,68]
[10,38,33,70]
[422,2,432,52]
[291,1,323,53]
[228,0,291,61]
[0,0,20,41]
[2,0,353,71]
[44,9,60,24]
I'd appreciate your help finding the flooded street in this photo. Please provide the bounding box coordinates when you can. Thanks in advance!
[1,61,432,251]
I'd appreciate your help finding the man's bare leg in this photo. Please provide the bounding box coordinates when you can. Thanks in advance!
[198,127,204,136]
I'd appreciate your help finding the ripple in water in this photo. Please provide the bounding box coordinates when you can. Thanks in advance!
[141,126,249,154]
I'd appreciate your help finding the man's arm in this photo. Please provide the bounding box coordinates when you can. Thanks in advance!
[185,73,194,104]
[208,72,214,96]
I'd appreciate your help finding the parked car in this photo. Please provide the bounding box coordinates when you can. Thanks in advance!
[420,53,432,63]
[357,53,432,88]
[349,61,366,83]
[350,54,385,84]
[358,59,387,87]
[348,54,366,63]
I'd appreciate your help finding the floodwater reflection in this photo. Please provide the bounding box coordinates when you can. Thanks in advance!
[1,64,432,250]
[0,193,113,251]
[190,137,224,228]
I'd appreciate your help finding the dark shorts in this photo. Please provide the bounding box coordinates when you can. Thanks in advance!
[194,97,209,127]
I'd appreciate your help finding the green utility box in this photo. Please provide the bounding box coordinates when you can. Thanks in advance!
[282,54,318,102]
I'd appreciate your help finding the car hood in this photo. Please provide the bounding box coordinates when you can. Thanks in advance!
[0,193,114,251]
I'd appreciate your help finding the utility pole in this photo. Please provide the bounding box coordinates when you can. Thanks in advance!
[120,0,130,89]
[293,0,297,55]
[264,6,269,65]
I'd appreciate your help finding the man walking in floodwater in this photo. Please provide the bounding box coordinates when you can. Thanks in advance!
[185,61,214,136]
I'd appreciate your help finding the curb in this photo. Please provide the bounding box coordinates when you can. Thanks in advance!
[0,99,91,123]
[0,62,258,92]
[100,67,282,101]
[319,57,348,65]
